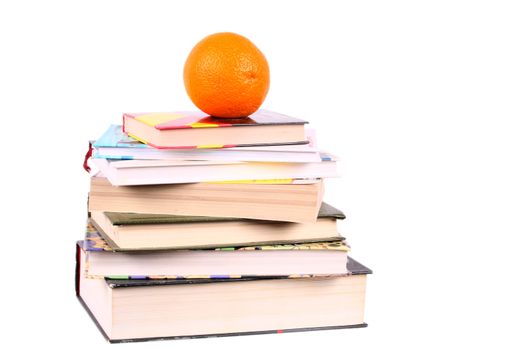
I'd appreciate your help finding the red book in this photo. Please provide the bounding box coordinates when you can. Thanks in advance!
[122,109,308,149]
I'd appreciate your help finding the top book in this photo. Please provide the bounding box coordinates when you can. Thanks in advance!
[122,109,308,149]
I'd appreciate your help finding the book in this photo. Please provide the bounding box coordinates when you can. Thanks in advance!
[82,225,350,278]
[76,242,372,342]
[91,155,337,186]
[88,175,324,223]
[93,124,322,162]
[89,202,346,251]
[122,109,308,149]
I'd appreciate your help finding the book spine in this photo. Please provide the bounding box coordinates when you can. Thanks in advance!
[75,243,81,296]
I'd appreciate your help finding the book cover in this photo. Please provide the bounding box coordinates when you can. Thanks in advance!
[104,202,345,225]
[95,124,317,150]
[124,109,307,131]
[93,124,148,150]
[122,109,309,149]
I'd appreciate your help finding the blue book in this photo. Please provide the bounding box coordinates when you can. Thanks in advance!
[93,125,146,159]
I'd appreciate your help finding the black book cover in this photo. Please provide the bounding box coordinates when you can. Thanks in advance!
[77,293,367,344]
[75,242,371,343]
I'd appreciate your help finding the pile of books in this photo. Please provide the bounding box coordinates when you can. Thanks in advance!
[76,109,372,343]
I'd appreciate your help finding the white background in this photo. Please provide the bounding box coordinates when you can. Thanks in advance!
[1,0,524,348]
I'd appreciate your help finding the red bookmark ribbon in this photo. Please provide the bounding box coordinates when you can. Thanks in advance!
[83,142,93,173]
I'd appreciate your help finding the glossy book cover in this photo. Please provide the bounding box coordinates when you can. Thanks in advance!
[123,109,307,131]
[121,109,309,149]
[93,124,148,149]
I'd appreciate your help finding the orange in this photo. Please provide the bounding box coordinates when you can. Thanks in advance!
[184,32,270,118]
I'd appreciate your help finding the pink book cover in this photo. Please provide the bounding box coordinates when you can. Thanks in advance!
[123,109,307,130]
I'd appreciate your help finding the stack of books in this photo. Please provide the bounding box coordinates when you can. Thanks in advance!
[76,109,372,343]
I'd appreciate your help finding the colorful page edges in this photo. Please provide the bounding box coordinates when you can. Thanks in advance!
[84,221,349,252]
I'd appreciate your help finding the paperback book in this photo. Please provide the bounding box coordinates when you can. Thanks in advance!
[92,155,337,186]
[88,175,324,223]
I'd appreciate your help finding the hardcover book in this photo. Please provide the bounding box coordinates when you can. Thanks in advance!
[89,202,346,251]
[76,242,372,343]
[81,224,350,278]
[122,109,308,149]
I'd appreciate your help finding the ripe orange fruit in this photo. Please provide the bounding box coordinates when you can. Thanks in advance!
[184,32,270,118]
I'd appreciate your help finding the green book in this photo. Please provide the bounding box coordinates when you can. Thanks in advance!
[89,202,346,251]
[105,202,345,225]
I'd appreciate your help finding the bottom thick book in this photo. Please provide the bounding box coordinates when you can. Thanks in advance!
[76,244,372,343]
